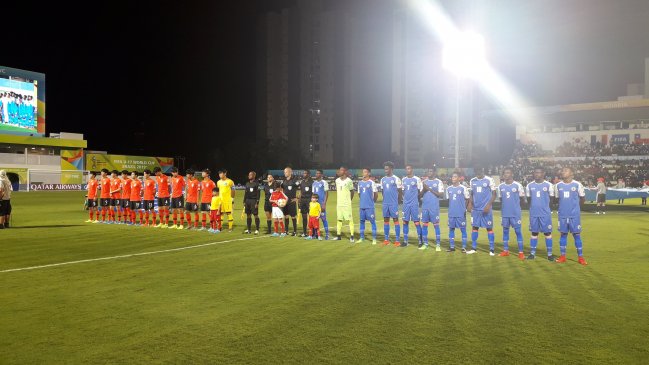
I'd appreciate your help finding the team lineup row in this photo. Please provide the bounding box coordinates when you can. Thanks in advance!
[84,162,588,265]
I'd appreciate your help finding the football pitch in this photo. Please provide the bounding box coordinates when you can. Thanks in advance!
[1,192,648,364]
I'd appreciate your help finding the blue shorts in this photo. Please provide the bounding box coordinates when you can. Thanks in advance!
[471,210,493,229]
[382,204,399,219]
[359,208,376,221]
[559,216,582,233]
[529,216,552,233]
[402,204,419,222]
[448,216,467,229]
[501,217,522,228]
[421,209,440,224]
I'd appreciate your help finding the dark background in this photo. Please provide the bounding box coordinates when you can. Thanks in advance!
[3,0,648,180]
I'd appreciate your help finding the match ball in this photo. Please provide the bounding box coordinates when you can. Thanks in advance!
[277,199,287,208]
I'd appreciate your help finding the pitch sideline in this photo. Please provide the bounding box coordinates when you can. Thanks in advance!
[1,236,266,274]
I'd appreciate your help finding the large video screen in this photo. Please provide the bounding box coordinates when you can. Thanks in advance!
[0,66,45,135]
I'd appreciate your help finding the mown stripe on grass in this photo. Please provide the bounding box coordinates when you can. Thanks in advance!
[0,236,265,273]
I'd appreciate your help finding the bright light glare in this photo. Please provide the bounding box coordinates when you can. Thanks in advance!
[442,31,487,78]
[408,0,544,125]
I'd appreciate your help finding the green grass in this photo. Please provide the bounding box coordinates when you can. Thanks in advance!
[1,192,648,364]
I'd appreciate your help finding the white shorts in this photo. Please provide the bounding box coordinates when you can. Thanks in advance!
[272,206,285,219]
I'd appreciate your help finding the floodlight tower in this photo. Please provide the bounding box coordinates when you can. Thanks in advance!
[442,31,486,168]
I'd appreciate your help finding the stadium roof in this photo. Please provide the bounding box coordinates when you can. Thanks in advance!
[482,99,649,123]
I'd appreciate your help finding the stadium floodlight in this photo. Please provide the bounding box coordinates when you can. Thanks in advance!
[442,31,486,168]
[408,0,547,167]
[442,31,487,78]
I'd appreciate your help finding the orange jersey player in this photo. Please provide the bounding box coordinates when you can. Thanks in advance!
[108,170,122,223]
[170,167,186,229]
[199,168,216,230]
[121,171,132,202]
[130,172,142,205]
[86,171,99,222]
[154,167,171,227]
[184,169,201,229]
[99,169,111,222]
[142,169,157,226]
[109,170,122,200]
[120,170,132,223]
[129,171,143,225]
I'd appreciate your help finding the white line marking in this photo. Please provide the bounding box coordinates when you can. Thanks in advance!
[1,236,265,273]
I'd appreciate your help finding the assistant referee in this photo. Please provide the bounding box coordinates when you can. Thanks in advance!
[298,169,313,237]
[244,171,261,234]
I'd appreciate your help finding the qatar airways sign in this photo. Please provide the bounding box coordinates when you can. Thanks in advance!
[30,183,87,191]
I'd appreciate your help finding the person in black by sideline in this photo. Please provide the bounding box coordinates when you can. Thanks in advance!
[0,170,11,229]
[298,169,314,237]
[243,171,261,234]
[262,174,276,234]
[281,167,299,236]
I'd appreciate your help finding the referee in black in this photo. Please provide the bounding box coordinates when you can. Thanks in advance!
[244,171,261,234]
[281,167,299,236]
[298,169,313,237]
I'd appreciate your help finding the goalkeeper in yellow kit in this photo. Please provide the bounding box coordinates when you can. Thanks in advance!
[217,169,235,231]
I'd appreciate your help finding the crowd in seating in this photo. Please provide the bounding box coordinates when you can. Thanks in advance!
[497,140,649,187]
[555,140,649,157]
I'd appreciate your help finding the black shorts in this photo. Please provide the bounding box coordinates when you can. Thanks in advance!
[299,200,310,214]
[264,201,272,213]
[157,197,170,207]
[130,200,142,210]
[121,199,130,209]
[596,194,606,203]
[88,199,98,208]
[200,203,211,212]
[185,202,199,212]
[100,198,111,207]
[0,200,11,215]
[244,199,258,215]
[171,196,185,209]
[110,198,120,207]
[143,200,155,211]
[282,202,297,217]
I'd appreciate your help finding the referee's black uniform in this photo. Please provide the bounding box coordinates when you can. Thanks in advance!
[263,183,274,213]
[299,176,313,235]
[281,176,299,235]
[244,180,261,232]
[262,182,275,233]
[244,180,260,215]
[281,177,298,217]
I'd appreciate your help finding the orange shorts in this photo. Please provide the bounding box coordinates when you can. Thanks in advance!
[308,216,320,229]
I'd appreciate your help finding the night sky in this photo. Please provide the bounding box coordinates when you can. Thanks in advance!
[3,0,649,179]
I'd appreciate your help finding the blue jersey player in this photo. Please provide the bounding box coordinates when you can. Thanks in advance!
[312,169,330,240]
[420,167,444,251]
[554,167,588,265]
[446,172,470,252]
[468,167,497,255]
[497,167,526,259]
[380,161,402,246]
[401,164,423,247]
[525,167,556,261]
[358,168,378,244]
